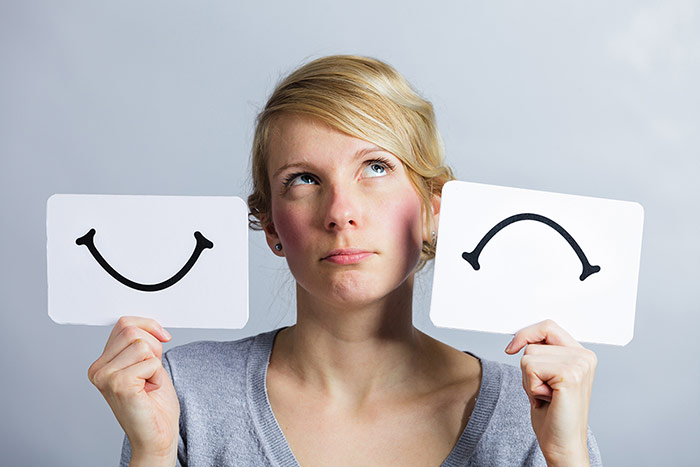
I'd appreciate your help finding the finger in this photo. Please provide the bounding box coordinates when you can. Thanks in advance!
[522,354,595,397]
[90,326,165,381]
[522,345,598,379]
[523,343,585,358]
[107,356,164,398]
[521,357,555,401]
[143,359,172,393]
[105,338,158,377]
[522,345,598,385]
[110,325,163,361]
[505,319,581,354]
[106,316,171,349]
[91,339,156,390]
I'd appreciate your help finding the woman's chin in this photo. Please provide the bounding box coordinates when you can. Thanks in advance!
[297,271,413,310]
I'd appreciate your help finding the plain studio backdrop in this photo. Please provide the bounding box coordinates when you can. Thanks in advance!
[1,1,698,465]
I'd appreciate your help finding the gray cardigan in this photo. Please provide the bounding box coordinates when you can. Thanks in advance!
[120,328,602,466]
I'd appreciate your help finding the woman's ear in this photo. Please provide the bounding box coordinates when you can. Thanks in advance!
[423,194,442,243]
[262,219,285,257]
[430,194,441,232]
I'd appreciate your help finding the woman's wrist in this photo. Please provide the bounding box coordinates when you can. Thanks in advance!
[544,449,590,467]
[129,447,177,467]
[129,454,176,467]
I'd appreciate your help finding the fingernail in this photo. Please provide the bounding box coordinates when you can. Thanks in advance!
[504,340,513,353]
[162,328,172,340]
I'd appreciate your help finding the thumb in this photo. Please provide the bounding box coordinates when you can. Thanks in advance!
[144,360,171,393]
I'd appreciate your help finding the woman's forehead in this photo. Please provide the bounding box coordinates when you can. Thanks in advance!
[266,114,392,169]
[268,113,346,147]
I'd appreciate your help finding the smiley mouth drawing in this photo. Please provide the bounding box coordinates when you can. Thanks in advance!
[75,228,214,292]
[461,213,601,281]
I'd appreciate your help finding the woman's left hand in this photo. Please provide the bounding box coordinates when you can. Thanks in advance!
[505,320,597,467]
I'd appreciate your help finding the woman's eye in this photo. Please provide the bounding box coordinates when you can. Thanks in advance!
[362,162,388,178]
[287,173,317,186]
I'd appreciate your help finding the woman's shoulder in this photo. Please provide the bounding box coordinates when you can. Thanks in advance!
[466,354,602,466]
[466,354,532,425]
[477,355,528,402]
[162,327,280,381]
[453,354,543,465]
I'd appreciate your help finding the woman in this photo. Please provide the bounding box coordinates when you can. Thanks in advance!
[89,55,601,466]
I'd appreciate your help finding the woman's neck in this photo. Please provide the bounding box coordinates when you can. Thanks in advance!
[272,276,439,409]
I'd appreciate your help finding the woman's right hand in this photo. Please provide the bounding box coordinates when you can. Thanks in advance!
[88,317,180,466]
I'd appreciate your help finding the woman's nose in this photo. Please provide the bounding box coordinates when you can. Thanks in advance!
[323,185,358,230]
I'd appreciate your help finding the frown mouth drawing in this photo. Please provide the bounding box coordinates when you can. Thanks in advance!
[461,213,601,281]
[75,228,214,292]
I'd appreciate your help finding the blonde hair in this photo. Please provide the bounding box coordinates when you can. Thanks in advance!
[248,55,454,270]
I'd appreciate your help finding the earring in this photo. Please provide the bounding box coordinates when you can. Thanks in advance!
[431,231,436,241]
[274,243,282,251]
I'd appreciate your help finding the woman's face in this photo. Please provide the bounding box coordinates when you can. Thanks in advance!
[264,113,435,306]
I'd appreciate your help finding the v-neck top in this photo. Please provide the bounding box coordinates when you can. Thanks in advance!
[120,327,602,466]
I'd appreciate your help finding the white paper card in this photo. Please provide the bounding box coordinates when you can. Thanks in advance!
[430,181,644,345]
[47,194,249,328]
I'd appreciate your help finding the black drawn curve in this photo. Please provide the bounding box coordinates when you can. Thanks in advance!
[75,228,214,292]
[461,213,600,281]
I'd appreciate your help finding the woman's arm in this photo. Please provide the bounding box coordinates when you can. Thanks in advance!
[88,316,181,467]
[505,320,598,467]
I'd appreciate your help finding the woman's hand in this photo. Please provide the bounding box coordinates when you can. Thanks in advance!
[88,317,180,466]
[505,320,597,467]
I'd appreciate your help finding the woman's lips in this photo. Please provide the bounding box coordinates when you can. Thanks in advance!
[321,248,374,265]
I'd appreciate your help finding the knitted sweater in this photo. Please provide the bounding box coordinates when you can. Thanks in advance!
[120,328,602,466]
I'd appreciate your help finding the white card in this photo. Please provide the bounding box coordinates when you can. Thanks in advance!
[430,181,644,345]
[47,194,249,329]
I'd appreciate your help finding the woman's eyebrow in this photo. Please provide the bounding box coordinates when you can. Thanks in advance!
[272,161,312,179]
[355,145,387,158]
[272,145,389,178]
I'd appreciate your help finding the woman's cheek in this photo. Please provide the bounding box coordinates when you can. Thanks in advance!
[394,195,425,256]
[271,203,309,254]
[374,188,424,260]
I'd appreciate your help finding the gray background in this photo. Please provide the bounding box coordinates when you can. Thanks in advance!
[2,1,699,465]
